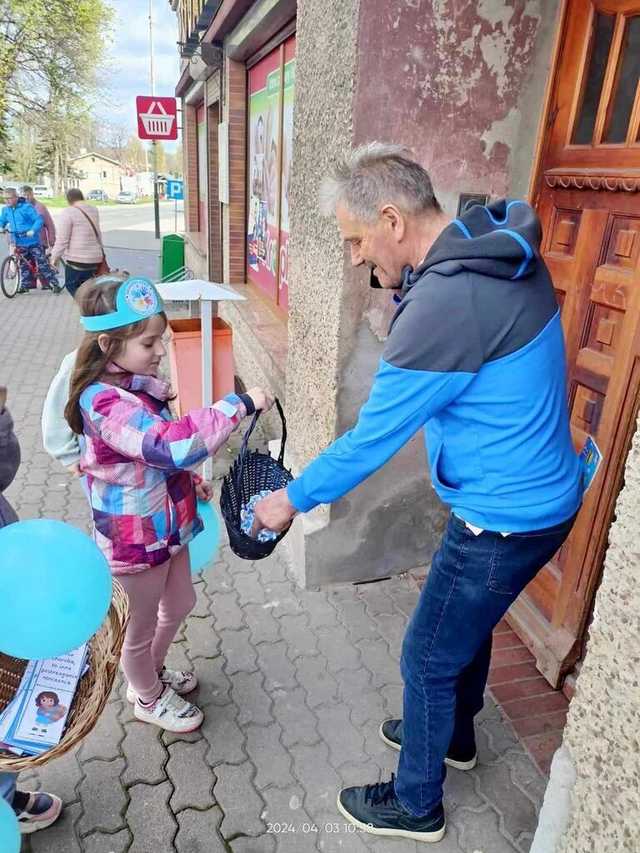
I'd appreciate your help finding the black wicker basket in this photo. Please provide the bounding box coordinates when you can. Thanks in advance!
[220,398,293,560]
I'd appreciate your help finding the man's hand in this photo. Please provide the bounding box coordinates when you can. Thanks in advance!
[195,480,214,502]
[25,229,34,237]
[251,488,297,536]
[245,387,275,413]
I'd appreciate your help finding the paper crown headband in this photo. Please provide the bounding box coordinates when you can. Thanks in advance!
[80,277,164,332]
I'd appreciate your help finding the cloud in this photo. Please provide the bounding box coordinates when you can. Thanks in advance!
[100,0,180,141]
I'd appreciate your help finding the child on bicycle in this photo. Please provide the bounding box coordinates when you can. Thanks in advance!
[63,275,273,732]
[0,188,59,293]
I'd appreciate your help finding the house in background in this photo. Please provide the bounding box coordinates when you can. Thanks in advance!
[171,3,640,849]
[68,151,126,199]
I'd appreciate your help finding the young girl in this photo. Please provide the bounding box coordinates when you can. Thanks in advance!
[64,276,273,733]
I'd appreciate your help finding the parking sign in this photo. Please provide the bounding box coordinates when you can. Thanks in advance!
[167,180,184,200]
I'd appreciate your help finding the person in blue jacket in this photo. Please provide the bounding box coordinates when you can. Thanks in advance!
[253,142,583,843]
[0,187,59,292]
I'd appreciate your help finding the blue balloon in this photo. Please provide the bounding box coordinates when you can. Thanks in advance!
[0,793,20,853]
[189,500,221,574]
[0,519,112,660]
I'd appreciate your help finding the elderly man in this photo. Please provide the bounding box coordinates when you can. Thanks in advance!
[0,188,59,292]
[254,143,583,842]
[20,185,56,249]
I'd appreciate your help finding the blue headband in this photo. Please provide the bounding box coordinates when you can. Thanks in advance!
[81,277,164,332]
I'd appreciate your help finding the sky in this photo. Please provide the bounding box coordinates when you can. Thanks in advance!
[99,0,182,151]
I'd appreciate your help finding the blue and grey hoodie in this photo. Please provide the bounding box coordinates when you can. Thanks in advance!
[287,199,583,532]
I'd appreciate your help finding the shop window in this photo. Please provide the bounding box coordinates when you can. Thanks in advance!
[246,35,295,310]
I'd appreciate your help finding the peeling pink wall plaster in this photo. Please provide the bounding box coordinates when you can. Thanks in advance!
[354,0,548,207]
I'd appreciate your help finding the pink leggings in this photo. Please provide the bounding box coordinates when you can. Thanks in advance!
[117,547,196,703]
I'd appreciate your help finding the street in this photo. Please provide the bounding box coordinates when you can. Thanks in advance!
[1,201,184,282]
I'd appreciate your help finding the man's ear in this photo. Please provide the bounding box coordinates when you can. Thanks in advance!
[380,204,406,242]
[97,333,111,354]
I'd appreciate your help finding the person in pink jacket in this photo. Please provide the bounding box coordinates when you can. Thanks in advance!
[20,186,56,248]
[50,189,105,296]
[64,274,274,733]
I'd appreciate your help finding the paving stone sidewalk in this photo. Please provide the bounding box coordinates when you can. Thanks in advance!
[1,273,546,853]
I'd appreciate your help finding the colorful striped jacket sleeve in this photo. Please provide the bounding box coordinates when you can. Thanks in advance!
[81,384,247,471]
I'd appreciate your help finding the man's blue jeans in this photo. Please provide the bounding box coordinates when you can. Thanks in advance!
[63,262,99,297]
[396,511,576,815]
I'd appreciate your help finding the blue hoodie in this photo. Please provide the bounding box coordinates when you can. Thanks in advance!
[287,199,583,532]
[0,199,44,248]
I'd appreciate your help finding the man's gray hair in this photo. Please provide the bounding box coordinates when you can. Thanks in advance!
[20,185,32,194]
[3,187,17,196]
[320,142,441,222]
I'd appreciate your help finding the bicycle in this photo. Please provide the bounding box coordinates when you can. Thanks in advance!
[0,231,64,298]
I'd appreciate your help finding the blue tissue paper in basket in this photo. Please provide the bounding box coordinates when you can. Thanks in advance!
[240,490,278,543]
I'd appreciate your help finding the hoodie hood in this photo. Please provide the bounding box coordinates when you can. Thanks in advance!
[402,199,542,291]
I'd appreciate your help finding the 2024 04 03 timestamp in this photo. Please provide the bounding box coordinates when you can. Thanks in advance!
[267,821,373,834]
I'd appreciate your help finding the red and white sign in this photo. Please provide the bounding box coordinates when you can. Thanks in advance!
[136,96,178,140]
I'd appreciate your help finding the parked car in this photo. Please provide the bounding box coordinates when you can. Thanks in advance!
[87,189,109,202]
[33,185,52,198]
[116,191,136,205]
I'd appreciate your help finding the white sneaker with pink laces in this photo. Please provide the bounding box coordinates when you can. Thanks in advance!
[126,667,198,703]
[133,686,204,733]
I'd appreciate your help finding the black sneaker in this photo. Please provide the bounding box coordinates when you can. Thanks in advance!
[337,775,445,843]
[379,718,478,771]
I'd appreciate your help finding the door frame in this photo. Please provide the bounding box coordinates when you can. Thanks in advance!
[528,0,571,205]
[510,0,640,686]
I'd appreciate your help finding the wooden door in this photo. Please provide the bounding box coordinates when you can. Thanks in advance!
[510,0,640,686]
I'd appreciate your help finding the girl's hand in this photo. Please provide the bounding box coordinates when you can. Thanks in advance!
[246,387,275,413]
[195,480,214,502]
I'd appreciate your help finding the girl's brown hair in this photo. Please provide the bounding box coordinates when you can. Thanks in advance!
[64,274,167,434]
[35,691,59,707]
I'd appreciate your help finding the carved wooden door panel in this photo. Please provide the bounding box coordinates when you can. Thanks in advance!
[512,0,640,686]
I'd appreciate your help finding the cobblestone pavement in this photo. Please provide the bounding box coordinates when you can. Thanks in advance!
[1,257,546,853]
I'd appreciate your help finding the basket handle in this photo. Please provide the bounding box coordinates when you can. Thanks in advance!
[235,397,288,493]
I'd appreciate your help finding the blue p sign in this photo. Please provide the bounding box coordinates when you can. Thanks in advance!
[167,180,184,200]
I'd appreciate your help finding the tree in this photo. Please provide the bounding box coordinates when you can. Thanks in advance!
[165,142,183,177]
[0,0,113,177]
[100,122,130,164]
[125,136,148,172]
[9,115,39,181]
[154,141,166,174]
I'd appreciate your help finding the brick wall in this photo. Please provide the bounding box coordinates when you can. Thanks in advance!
[207,101,222,282]
[183,102,199,234]
[225,57,246,285]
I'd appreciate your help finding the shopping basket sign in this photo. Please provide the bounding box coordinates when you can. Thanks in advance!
[136,96,178,140]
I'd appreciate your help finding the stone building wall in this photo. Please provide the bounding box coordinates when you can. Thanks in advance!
[557,412,640,852]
